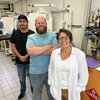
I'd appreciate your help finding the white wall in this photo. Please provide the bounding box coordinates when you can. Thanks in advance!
[14,0,30,14]
[13,0,96,47]
[21,0,27,13]
[29,0,88,47]
[91,0,100,11]
[2,17,15,35]
[14,0,23,14]
[64,0,87,47]
[0,4,9,16]
[14,0,22,13]
[0,4,7,8]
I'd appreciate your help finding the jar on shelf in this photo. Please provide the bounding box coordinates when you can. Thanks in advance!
[94,10,100,28]
[91,37,98,59]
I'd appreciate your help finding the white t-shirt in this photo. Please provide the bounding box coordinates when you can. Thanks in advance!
[61,57,70,89]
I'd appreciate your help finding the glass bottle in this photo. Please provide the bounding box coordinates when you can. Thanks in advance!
[95,10,99,28]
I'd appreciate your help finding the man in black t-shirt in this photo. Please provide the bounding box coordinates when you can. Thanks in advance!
[10,14,34,100]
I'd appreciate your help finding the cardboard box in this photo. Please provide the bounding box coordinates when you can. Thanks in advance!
[81,68,100,100]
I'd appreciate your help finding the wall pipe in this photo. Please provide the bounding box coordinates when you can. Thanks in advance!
[79,0,92,49]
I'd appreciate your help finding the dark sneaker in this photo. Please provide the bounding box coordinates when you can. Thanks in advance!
[18,93,25,100]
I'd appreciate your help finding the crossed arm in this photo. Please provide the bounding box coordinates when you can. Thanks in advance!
[27,44,58,56]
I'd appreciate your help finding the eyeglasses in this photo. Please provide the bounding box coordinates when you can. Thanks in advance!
[58,36,69,40]
[36,22,46,25]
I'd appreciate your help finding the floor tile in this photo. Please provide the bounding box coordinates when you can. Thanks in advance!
[0,52,48,100]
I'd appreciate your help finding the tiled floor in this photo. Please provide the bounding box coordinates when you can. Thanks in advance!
[0,52,48,100]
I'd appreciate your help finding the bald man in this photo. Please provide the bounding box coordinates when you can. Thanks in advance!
[26,16,59,100]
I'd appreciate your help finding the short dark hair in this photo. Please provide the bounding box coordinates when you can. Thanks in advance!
[56,28,73,43]
[18,14,28,22]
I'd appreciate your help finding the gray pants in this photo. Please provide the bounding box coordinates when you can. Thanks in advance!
[30,72,54,100]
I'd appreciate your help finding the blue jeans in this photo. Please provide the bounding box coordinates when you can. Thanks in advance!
[17,64,33,93]
[30,72,54,100]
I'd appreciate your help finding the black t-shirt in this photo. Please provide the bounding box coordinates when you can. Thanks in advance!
[10,29,35,64]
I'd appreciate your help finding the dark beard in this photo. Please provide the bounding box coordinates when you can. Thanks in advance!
[36,27,47,34]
